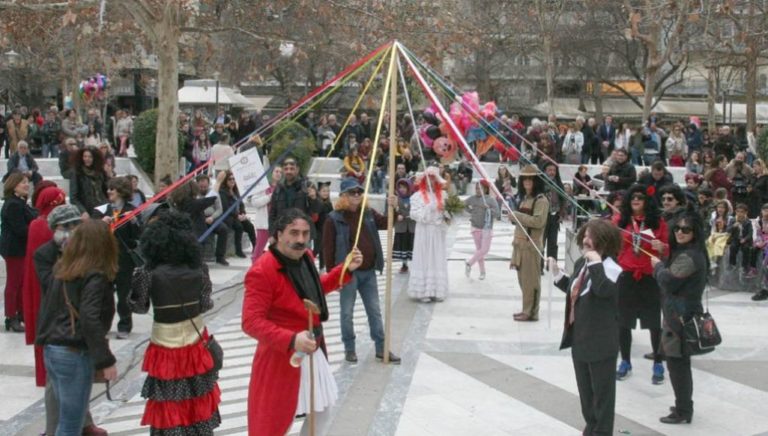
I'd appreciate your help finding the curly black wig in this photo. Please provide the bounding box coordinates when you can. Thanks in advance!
[618,183,662,230]
[139,209,202,269]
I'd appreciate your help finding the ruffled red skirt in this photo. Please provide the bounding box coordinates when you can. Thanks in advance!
[140,329,221,434]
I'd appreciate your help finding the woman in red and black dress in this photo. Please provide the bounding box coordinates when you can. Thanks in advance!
[613,184,669,385]
[130,210,221,435]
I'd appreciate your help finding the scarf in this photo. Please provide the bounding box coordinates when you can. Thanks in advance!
[269,245,329,322]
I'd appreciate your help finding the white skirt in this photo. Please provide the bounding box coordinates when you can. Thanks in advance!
[407,222,449,299]
[295,349,338,415]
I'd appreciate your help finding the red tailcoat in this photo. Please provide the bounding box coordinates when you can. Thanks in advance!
[242,249,351,436]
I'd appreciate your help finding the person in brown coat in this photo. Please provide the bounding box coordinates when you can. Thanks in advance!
[6,110,29,156]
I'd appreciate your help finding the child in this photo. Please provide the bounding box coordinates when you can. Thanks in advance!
[751,204,768,301]
[714,187,733,214]
[463,180,501,280]
[710,200,733,232]
[393,179,415,273]
[729,203,754,277]
[707,218,730,275]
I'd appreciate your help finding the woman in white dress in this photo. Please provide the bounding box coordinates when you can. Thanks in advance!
[408,167,449,302]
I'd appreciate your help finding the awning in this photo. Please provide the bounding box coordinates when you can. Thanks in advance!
[244,95,274,111]
[178,84,252,107]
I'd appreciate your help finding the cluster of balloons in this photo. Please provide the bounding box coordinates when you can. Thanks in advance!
[418,92,499,163]
[79,73,109,103]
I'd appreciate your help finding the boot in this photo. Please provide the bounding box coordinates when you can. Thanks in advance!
[5,316,24,333]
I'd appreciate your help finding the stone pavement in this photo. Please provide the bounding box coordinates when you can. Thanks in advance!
[2,216,768,435]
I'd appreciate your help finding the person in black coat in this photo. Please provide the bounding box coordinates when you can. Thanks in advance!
[35,219,118,435]
[550,218,623,436]
[167,179,222,264]
[651,211,708,424]
[605,149,637,192]
[99,177,140,338]
[268,157,311,236]
[219,171,256,258]
[69,146,109,218]
[0,172,37,331]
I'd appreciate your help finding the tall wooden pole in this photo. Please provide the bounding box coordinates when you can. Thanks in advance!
[383,43,398,364]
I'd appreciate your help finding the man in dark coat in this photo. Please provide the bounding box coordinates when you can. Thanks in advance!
[268,157,311,238]
[551,219,622,436]
[605,149,637,192]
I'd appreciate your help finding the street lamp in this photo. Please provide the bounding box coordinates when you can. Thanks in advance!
[4,50,20,68]
[213,71,220,118]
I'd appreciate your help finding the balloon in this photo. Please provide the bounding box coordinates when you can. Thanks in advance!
[426,125,442,140]
[433,137,458,162]
[419,125,435,148]
[480,102,497,120]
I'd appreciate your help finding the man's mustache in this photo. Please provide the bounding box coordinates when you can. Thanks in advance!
[289,242,307,250]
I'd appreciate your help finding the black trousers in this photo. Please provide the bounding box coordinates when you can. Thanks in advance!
[205,223,230,260]
[231,218,256,254]
[667,355,693,417]
[544,213,559,259]
[573,356,616,436]
[114,263,133,333]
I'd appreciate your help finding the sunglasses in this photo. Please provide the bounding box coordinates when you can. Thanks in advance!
[347,190,363,196]
[631,194,646,201]
[673,226,693,234]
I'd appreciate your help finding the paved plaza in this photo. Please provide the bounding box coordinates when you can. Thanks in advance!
[2,216,768,435]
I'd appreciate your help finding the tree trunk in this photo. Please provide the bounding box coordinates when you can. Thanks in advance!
[544,35,555,118]
[592,78,604,121]
[707,67,716,132]
[153,24,180,185]
[745,46,757,133]
[643,67,655,122]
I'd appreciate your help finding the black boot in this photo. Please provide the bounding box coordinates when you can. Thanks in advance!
[5,316,24,333]
[659,411,692,424]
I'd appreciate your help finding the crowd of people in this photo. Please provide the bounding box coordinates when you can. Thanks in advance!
[1,101,766,436]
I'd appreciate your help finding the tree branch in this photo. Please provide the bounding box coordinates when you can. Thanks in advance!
[0,0,98,12]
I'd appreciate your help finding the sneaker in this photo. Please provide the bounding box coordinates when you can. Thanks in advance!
[400,265,409,274]
[479,272,486,280]
[235,252,247,259]
[752,289,768,301]
[375,351,402,364]
[215,257,230,266]
[344,351,358,363]
[82,424,109,436]
[652,362,665,385]
[419,297,431,303]
[616,360,632,380]
[465,262,471,277]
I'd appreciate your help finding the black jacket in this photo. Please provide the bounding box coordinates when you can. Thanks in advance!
[102,202,140,268]
[637,170,674,202]
[268,178,310,233]
[219,188,246,226]
[0,195,37,257]
[70,170,109,217]
[33,240,59,296]
[556,257,620,362]
[605,160,637,192]
[35,271,116,370]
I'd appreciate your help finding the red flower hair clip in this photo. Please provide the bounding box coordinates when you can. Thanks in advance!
[646,185,656,197]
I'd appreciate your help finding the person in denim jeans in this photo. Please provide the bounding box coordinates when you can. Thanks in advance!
[322,177,401,364]
[36,220,119,435]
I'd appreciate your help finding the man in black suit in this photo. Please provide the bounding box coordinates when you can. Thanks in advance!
[550,218,622,436]
[596,115,616,163]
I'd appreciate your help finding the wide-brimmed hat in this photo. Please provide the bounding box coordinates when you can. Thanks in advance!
[414,166,446,186]
[519,165,540,177]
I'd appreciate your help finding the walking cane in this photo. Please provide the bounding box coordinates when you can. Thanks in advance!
[303,299,321,436]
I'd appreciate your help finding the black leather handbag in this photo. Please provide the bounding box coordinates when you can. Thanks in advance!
[682,287,722,355]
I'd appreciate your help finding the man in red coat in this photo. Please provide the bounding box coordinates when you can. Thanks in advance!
[243,208,362,436]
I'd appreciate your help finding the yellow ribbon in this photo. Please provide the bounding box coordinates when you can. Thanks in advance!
[340,47,398,283]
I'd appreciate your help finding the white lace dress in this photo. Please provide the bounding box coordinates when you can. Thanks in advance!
[407,190,449,299]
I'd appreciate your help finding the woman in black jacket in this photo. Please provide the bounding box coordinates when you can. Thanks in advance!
[35,220,118,435]
[101,176,140,339]
[651,210,708,425]
[219,171,256,258]
[69,146,109,218]
[0,172,37,331]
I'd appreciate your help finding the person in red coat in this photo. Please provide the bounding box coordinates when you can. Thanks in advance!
[21,183,64,386]
[243,208,362,436]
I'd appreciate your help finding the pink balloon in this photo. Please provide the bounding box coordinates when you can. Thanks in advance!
[419,125,434,148]
[433,137,451,156]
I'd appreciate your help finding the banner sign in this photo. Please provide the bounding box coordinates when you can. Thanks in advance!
[228,148,269,194]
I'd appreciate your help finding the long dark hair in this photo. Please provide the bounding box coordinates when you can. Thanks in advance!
[618,184,661,229]
[139,210,202,269]
[55,220,118,281]
[666,209,710,272]
[72,146,106,176]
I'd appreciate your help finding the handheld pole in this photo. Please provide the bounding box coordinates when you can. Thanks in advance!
[303,299,321,436]
[383,45,399,364]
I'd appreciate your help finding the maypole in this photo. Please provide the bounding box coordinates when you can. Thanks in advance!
[383,42,399,364]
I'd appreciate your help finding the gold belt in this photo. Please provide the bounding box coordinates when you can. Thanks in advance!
[151,315,204,348]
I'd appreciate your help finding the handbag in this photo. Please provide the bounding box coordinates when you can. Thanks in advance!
[681,285,722,355]
[171,275,223,372]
